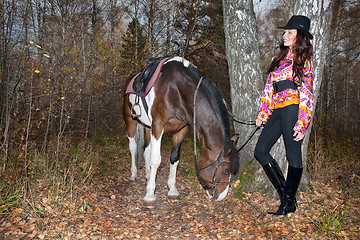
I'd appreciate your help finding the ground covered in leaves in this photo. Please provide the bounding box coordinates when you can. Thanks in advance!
[1,149,359,240]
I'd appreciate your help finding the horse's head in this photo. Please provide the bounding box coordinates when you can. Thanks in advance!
[198,134,239,201]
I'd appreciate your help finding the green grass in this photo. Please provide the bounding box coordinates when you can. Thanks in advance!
[233,159,256,199]
[0,178,22,214]
[309,204,349,238]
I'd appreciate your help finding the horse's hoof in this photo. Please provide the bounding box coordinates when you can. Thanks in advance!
[168,194,180,200]
[143,200,155,208]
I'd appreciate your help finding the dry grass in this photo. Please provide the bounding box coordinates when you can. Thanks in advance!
[307,128,360,198]
[1,127,359,238]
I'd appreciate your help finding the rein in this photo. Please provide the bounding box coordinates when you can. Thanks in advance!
[226,105,262,152]
[228,111,256,126]
[192,77,234,188]
[236,126,261,153]
[192,77,262,189]
[193,77,219,188]
[193,77,227,188]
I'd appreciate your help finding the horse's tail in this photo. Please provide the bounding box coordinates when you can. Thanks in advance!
[134,124,144,166]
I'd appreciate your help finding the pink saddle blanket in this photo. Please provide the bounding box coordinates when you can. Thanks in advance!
[125,57,171,96]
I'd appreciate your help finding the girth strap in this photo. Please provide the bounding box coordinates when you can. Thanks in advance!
[141,95,148,117]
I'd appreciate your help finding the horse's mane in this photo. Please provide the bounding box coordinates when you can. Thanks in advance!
[185,61,231,141]
[200,77,231,140]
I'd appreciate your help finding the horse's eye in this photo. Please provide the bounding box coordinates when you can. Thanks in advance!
[223,170,230,175]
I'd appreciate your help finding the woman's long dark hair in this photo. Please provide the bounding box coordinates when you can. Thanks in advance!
[267,29,313,85]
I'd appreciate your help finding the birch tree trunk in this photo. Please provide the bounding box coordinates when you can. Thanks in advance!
[290,0,333,187]
[134,0,144,166]
[222,0,263,180]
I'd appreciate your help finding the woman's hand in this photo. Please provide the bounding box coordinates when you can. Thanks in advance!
[293,131,305,141]
[256,119,263,127]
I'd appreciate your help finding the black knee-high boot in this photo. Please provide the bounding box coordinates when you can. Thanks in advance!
[262,160,286,201]
[269,166,303,215]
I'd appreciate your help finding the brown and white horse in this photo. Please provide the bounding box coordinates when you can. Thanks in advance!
[123,57,239,203]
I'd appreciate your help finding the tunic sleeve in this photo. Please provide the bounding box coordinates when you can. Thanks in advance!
[293,60,314,134]
[256,73,274,124]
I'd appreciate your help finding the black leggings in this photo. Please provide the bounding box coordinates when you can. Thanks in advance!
[254,104,302,168]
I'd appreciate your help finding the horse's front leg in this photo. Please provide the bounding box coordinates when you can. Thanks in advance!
[143,130,163,203]
[168,161,179,198]
[168,125,189,198]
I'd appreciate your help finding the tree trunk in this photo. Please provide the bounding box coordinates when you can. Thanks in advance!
[222,0,264,186]
[134,0,144,166]
[42,89,52,153]
[0,0,9,171]
[291,0,334,188]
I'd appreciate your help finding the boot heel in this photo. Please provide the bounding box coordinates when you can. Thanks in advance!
[267,166,302,216]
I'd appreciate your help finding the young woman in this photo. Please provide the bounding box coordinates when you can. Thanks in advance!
[254,15,314,215]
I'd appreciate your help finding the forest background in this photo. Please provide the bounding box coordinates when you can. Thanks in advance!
[0,0,359,235]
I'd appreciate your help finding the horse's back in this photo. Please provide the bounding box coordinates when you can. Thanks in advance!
[151,61,199,128]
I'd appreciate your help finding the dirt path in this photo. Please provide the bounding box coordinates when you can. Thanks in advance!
[1,154,359,239]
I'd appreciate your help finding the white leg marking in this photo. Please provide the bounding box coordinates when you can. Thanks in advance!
[143,131,163,202]
[128,136,137,180]
[144,143,151,180]
[167,161,179,197]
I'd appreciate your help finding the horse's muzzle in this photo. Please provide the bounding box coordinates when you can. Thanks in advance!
[206,185,230,202]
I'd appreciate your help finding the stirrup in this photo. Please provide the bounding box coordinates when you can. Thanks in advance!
[131,103,142,118]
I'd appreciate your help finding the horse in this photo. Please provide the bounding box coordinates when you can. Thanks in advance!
[123,57,239,203]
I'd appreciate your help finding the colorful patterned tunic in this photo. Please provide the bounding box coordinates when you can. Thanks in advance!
[256,52,314,134]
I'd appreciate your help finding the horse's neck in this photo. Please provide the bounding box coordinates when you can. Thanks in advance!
[197,120,226,155]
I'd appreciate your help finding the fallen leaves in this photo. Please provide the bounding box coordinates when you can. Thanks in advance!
[1,158,359,240]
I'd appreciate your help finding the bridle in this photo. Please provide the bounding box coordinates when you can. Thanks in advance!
[195,147,233,189]
[193,77,232,189]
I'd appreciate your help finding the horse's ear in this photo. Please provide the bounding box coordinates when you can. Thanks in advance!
[224,134,239,155]
[230,134,239,146]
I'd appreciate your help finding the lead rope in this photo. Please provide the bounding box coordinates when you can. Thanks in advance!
[224,101,262,152]
[194,77,262,155]
[194,77,263,164]
[237,125,261,153]
[228,111,256,126]
[193,77,262,188]
[193,77,205,173]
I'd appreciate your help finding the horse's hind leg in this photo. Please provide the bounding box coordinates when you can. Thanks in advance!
[125,120,139,181]
[144,130,163,203]
[124,97,139,180]
[168,125,189,198]
[128,134,138,180]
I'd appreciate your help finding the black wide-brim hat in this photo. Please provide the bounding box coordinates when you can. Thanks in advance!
[278,15,313,39]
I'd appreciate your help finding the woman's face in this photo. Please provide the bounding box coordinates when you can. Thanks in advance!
[283,29,298,48]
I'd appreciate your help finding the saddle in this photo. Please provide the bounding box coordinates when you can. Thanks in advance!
[125,56,172,119]
[125,56,172,96]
